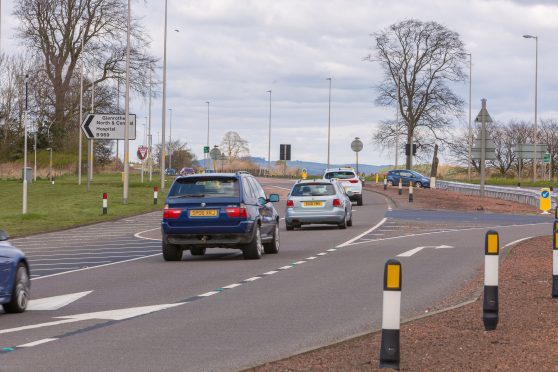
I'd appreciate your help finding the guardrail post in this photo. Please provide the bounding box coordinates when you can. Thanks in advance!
[483,230,499,331]
[102,193,108,215]
[379,259,401,370]
[553,218,558,298]
[408,181,413,203]
[154,186,158,205]
[398,178,402,195]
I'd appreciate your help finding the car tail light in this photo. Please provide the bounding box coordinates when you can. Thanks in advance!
[163,208,182,219]
[333,199,342,207]
[287,200,294,208]
[349,179,359,183]
[225,206,248,218]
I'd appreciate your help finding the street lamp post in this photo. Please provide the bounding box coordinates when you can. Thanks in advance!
[46,147,53,183]
[160,0,168,191]
[148,71,153,182]
[267,90,271,174]
[467,53,472,181]
[168,108,173,170]
[22,74,29,214]
[78,28,85,185]
[523,34,538,182]
[205,101,210,170]
[123,0,131,204]
[326,77,332,169]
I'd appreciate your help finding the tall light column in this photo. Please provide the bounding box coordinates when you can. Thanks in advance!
[267,90,271,174]
[523,34,538,182]
[326,77,332,169]
[467,53,472,181]
[123,0,131,204]
[22,74,29,214]
[168,108,173,170]
[160,0,168,191]
[205,101,210,170]
[148,71,153,182]
[78,29,84,185]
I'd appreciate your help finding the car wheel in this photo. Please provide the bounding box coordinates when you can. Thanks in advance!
[387,180,393,186]
[162,241,183,261]
[264,223,280,254]
[3,264,30,313]
[415,181,422,188]
[190,247,206,256]
[347,212,353,227]
[243,225,263,260]
[286,222,294,231]
[338,214,347,229]
[357,195,363,206]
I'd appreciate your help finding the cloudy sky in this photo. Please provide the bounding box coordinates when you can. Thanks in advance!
[2,0,558,165]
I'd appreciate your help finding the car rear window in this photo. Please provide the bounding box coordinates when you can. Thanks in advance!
[324,171,355,179]
[169,177,239,198]
[291,183,335,196]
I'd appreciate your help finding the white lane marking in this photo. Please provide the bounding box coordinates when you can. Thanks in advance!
[306,256,317,260]
[316,252,327,256]
[31,261,112,266]
[134,228,162,241]
[221,284,242,289]
[244,277,261,282]
[293,261,306,265]
[337,218,387,247]
[271,185,291,190]
[30,254,155,262]
[263,271,279,275]
[32,253,162,281]
[326,249,336,252]
[343,222,550,248]
[199,291,220,297]
[278,265,293,270]
[504,237,532,248]
[398,245,458,257]
[32,267,81,271]
[28,250,160,258]
[28,291,93,311]
[280,217,285,220]
[23,242,160,252]
[18,338,59,348]
[0,303,183,335]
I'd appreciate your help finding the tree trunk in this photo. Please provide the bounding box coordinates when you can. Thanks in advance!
[430,144,439,177]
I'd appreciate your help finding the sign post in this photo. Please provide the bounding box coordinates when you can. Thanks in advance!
[209,146,221,172]
[351,137,363,174]
[540,188,551,214]
[81,114,137,140]
[137,146,148,184]
[474,99,493,198]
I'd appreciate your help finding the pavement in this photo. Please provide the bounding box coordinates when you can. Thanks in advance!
[0,177,552,371]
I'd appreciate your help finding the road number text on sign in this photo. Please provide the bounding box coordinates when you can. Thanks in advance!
[81,113,136,140]
[540,188,551,212]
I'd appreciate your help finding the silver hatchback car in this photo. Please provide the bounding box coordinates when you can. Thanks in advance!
[285,179,353,230]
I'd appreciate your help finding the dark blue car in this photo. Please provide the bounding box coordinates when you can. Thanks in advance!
[161,172,280,260]
[0,230,30,313]
[386,169,431,188]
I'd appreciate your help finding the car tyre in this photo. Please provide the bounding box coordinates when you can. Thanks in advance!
[162,241,183,261]
[357,195,363,206]
[338,214,347,229]
[387,180,393,186]
[263,223,280,254]
[286,222,294,231]
[3,263,30,313]
[415,181,422,188]
[347,212,353,227]
[190,247,206,256]
[243,225,263,260]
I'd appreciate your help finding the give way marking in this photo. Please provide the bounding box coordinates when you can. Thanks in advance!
[397,245,455,257]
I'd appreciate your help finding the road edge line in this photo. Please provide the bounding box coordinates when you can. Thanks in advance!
[336,218,387,248]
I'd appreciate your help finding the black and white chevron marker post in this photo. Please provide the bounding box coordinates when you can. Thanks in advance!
[379,259,402,370]
[102,193,108,215]
[483,230,499,331]
[552,220,558,298]
[398,178,402,195]
[408,181,413,203]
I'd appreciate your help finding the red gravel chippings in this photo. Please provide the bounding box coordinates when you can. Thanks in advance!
[248,236,558,371]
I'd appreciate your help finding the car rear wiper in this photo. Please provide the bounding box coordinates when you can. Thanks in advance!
[171,194,206,198]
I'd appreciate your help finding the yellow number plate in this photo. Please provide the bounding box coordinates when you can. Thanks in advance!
[303,201,324,207]
[189,209,218,217]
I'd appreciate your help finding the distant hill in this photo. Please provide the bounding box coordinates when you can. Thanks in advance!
[246,157,389,175]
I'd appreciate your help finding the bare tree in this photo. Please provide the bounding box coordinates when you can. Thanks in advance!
[221,131,250,160]
[14,0,157,150]
[539,119,558,179]
[368,19,467,168]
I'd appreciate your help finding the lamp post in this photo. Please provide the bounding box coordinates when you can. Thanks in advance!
[205,101,210,170]
[326,77,332,169]
[148,71,153,182]
[467,53,472,181]
[46,147,53,183]
[22,74,29,214]
[160,0,168,191]
[523,34,538,182]
[168,108,173,170]
[78,27,85,185]
[123,0,131,204]
[267,90,271,174]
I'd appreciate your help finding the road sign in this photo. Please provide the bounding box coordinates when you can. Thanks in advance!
[544,152,551,164]
[280,144,291,161]
[137,146,148,160]
[512,143,546,160]
[209,147,221,160]
[81,114,136,140]
[351,138,363,152]
[540,188,551,213]
[203,146,210,154]
[301,168,308,179]
[474,106,493,123]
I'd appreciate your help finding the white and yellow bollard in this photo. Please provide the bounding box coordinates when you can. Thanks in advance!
[483,230,499,331]
[408,181,413,203]
[379,259,402,370]
[383,177,387,190]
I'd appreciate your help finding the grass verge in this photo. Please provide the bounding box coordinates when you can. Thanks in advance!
[0,172,169,237]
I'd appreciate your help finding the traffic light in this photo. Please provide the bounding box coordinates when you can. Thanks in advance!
[405,143,417,156]
[280,144,291,161]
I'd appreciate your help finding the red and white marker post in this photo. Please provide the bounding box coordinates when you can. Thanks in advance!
[154,186,158,205]
[102,193,108,215]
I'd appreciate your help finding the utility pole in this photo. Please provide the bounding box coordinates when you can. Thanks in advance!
[168,108,173,170]
[123,0,131,204]
[467,53,472,181]
[267,90,272,174]
[326,77,332,169]
[160,0,168,191]
[22,74,29,214]
[78,28,84,185]
[205,101,210,170]
[148,72,153,182]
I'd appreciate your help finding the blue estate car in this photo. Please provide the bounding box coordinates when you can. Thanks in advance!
[0,230,30,313]
[161,172,280,260]
[386,169,431,188]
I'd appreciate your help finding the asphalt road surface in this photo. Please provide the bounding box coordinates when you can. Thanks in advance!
[0,178,552,371]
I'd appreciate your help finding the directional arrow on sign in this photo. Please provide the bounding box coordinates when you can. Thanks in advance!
[397,245,455,257]
[82,114,94,138]
[28,291,93,311]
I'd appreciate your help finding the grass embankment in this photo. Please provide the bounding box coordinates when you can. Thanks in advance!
[0,173,168,237]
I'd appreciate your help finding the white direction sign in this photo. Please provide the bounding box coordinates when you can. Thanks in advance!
[397,245,455,257]
[81,113,136,140]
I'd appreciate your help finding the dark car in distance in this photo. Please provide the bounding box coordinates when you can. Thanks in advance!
[386,169,431,188]
[161,172,281,260]
[0,230,30,313]
[179,167,195,176]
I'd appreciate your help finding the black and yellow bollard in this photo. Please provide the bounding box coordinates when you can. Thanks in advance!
[408,181,413,203]
[379,259,402,370]
[383,177,387,190]
[102,193,108,215]
[398,178,402,195]
[483,230,499,331]
[553,219,558,298]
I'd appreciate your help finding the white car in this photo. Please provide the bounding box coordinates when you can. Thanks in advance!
[323,168,363,206]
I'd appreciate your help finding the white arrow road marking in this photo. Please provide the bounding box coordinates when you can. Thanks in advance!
[0,303,183,335]
[18,338,59,348]
[28,291,93,311]
[397,245,455,257]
